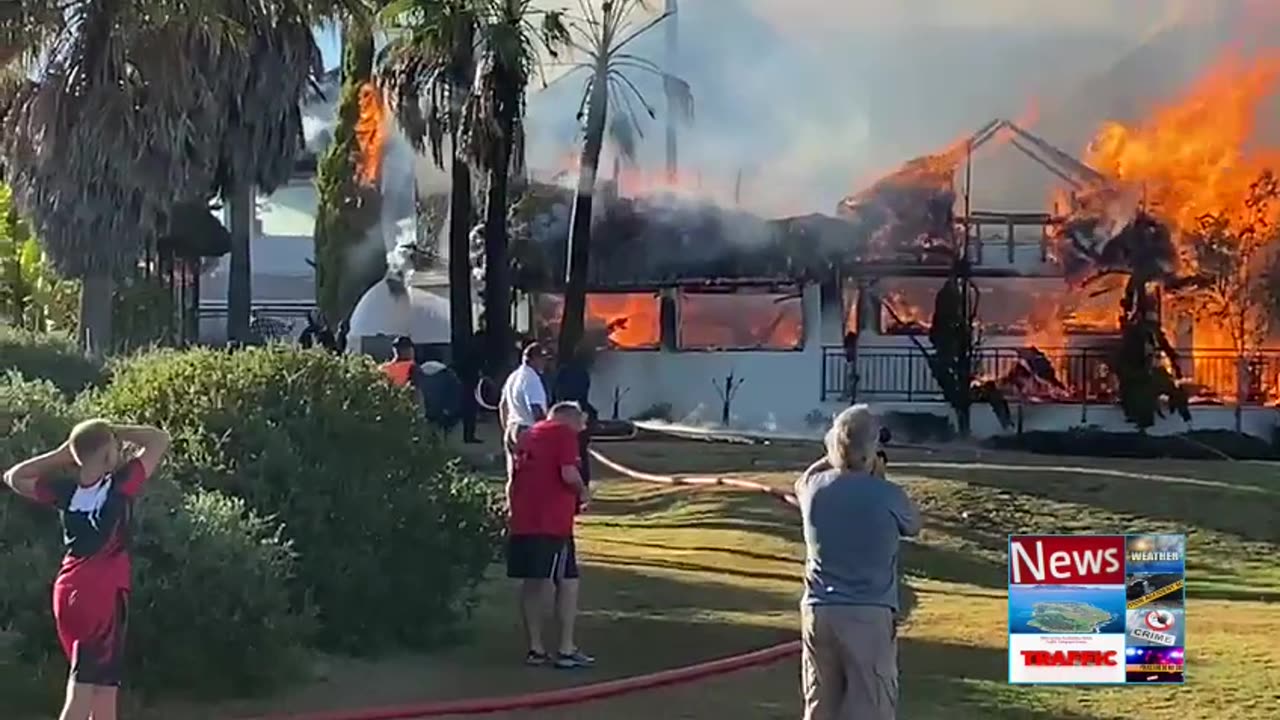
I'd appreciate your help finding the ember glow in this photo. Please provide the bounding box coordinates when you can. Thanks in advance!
[536,293,662,349]
[677,289,804,350]
[355,82,387,186]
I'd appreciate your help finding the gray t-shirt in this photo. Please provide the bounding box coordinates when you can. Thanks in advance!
[795,467,922,611]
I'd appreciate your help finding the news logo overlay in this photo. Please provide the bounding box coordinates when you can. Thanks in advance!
[1008,534,1186,685]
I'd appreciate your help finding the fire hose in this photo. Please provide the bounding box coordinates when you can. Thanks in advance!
[246,450,803,720]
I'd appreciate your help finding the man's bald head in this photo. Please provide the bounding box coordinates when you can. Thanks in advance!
[549,401,587,432]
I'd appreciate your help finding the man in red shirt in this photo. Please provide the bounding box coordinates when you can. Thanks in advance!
[506,401,594,669]
[4,418,170,720]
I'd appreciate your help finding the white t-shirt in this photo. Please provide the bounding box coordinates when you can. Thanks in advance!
[500,364,548,430]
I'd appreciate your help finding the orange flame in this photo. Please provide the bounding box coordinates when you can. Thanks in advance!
[537,293,662,349]
[535,289,804,351]
[355,82,387,186]
[677,290,804,350]
[1075,50,1280,401]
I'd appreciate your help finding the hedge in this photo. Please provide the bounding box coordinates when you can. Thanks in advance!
[984,428,1278,460]
[0,375,308,709]
[89,346,504,653]
[0,326,103,395]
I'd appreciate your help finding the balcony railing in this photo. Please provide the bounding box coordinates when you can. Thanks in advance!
[822,346,1280,405]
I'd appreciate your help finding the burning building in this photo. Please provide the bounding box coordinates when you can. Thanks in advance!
[514,70,1280,438]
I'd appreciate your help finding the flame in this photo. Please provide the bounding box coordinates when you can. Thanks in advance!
[535,289,803,350]
[355,82,387,186]
[1081,53,1280,239]
[1075,50,1280,401]
[880,289,931,334]
[537,293,661,349]
[677,289,804,349]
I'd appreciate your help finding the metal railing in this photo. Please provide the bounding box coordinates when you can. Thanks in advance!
[196,300,317,343]
[822,346,1280,405]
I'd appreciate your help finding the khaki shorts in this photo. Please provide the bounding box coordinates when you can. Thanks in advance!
[801,604,898,720]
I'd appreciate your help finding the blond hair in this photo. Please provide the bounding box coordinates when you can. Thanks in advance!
[68,419,117,465]
[824,405,879,472]
[549,401,584,421]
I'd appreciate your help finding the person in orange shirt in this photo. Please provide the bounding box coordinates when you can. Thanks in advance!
[380,336,429,415]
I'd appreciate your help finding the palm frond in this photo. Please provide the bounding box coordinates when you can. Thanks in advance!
[0,0,326,278]
[607,113,639,164]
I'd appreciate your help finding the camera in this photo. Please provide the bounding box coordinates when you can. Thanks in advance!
[877,427,891,464]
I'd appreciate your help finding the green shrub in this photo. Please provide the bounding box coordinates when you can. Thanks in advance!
[90,346,503,653]
[129,481,311,698]
[0,374,308,707]
[0,326,103,395]
[0,375,71,684]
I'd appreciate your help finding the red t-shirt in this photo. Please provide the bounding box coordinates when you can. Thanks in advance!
[33,459,148,592]
[509,420,581,537]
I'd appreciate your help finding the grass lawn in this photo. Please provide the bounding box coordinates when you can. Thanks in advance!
[143,436,1280,719]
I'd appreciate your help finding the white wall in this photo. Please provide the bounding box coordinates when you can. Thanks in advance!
[587,284,826,430]
[583,281,1279,440]
[847,401,1277,440]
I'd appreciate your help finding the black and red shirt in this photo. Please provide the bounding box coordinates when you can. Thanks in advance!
[33,459,147,592]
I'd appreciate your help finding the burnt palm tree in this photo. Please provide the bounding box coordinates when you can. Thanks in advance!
[554,0,692,360]
[378,0,480,434]
[0,1,354,355]
[314,13,385,328]
[465,0,569,376]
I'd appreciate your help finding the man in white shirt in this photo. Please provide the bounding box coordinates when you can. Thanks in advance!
[499,343,550,478]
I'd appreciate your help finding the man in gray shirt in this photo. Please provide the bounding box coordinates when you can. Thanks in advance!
[794,404,921,720]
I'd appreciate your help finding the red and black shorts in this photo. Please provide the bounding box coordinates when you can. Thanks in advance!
[506,535,579,581]
[53,585,129,687]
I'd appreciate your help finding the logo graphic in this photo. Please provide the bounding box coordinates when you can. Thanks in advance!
[1145,610,1174,631]
[1124,608,1184,648]
[1125,646,1185,683]
[1125,535,1185,575]
[1125,572,1185,609]
[1009,533,1186,685]
[1009,585,1124,635]
[1008,634,1127,684]
[1009,535,1126,586]
[1021,650,1118,666]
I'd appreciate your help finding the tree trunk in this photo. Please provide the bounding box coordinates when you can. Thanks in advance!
[1235,354,1245,433]
[483,125,514,377]
[227,180,254,343]
[78,271,114,359]
[558,65,610,362]
[956,402,972,438]
[314,23,378,326]
[449,149,479,440]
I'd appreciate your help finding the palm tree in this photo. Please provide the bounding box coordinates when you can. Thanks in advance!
[378,0,479,423]
[0,1,353,356]
[554,0,691,360]
[466,0,568,376]
[314,16,385,328]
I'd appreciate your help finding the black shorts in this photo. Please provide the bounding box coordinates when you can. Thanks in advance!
[506,535,579,580]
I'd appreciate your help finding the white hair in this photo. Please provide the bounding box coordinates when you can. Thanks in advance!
[824,404,880,472]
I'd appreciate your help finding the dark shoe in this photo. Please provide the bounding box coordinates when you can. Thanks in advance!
[525,650,549,666]
[554,649,596,669]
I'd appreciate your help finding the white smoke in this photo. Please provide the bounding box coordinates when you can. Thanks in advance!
[524,0,1254,218]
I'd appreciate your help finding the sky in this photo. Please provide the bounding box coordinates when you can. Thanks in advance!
[317,1,1275,217]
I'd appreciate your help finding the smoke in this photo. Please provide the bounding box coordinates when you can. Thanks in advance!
[524,0,1265,218]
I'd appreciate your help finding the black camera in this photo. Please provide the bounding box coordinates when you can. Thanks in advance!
[877,427,891,464]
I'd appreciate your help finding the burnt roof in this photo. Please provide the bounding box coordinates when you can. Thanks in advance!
[510,185,962,290]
